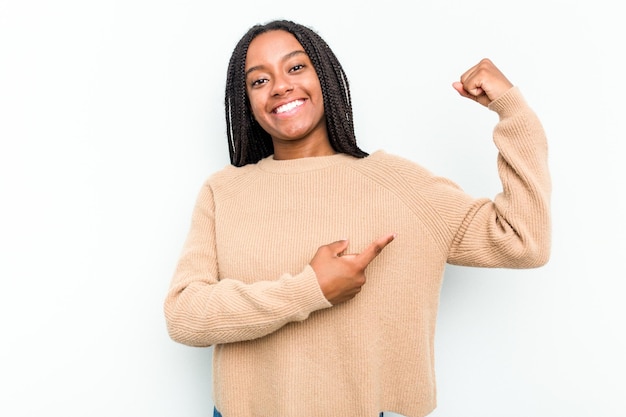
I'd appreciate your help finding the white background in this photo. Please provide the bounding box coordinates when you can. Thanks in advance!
[1,0,624,416]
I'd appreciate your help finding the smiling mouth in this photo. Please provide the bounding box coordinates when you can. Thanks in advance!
[273,99,305,114]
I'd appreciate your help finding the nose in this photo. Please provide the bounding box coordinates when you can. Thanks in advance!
[271,74,293,96]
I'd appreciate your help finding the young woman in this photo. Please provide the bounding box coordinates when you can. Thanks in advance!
[164,20,550,417]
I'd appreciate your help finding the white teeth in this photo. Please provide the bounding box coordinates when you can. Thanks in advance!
[275,100,303,114]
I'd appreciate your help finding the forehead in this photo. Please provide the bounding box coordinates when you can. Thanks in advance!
[245,30,307,69]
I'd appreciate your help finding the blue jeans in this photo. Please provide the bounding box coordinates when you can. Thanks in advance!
[214,409,383,416]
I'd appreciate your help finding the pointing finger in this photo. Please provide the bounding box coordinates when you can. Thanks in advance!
[356,233,397,267]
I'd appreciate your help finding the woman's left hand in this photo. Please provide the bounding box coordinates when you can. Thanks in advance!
[452,58,514,107]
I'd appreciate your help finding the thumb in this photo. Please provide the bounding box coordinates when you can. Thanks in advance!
[452,81,466,95]
[452,81,484,99]
[326,238,350,256]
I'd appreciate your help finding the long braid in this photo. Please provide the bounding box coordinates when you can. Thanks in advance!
[225,20,367,167]
[225,36,273,167]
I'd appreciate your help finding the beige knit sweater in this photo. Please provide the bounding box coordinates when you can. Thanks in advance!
[164,87,551,417]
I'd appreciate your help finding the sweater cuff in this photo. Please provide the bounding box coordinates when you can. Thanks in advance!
[488,86,529,119]
[286,265,333,319]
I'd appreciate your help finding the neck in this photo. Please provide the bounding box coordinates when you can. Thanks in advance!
[272,138,336,160]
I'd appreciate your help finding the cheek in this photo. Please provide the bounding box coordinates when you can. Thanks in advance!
[307,76,323,95]
[248,102,270,130]
[249,104,265,125]
[247,94,263,119]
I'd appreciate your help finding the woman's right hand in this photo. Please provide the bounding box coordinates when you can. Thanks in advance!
[310,233,396,305]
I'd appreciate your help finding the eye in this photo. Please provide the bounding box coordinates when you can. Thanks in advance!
[250,78,268,87]
[290,64,305,72]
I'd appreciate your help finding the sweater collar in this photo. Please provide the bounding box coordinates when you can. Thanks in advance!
[256,153,359,174]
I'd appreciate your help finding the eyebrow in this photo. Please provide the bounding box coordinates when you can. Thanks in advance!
[245,50,308,77]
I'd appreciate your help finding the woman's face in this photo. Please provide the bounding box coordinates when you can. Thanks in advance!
[245,30,329,154]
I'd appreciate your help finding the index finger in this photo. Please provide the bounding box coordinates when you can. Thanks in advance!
[356,233,397,267]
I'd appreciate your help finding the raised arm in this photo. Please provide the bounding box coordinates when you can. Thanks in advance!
[448,59,551,268]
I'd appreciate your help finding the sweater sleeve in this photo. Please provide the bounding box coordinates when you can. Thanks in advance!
[163,181,332,347]
[447,87,551,268]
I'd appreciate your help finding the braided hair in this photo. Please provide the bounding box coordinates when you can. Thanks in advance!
[225,20,368,167]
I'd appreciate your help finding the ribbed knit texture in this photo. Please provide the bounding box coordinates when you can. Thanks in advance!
[164,87,551,417]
